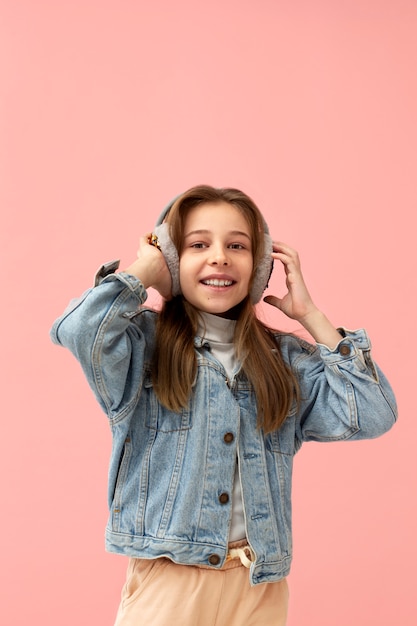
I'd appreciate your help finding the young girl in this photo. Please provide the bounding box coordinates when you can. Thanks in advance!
[51,185,397,626]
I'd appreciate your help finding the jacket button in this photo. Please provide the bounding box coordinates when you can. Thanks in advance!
[339,344,351,356]
[219,492,229,504]
[223,432,234,444]
[208,554,221,565]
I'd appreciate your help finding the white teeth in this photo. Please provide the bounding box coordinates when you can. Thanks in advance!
[202,279,233,287]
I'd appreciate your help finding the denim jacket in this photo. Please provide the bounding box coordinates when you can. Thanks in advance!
[50,269,397,586]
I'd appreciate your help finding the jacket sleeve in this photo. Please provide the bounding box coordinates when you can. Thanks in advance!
[50,271,150,419]
[282,329,397,444]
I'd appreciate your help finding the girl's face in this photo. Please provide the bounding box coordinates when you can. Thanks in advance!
[179,201,254,316]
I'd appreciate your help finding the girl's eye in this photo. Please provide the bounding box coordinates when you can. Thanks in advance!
[188,242,248,250]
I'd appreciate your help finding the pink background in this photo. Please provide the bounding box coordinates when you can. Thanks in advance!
[1,1,415,624]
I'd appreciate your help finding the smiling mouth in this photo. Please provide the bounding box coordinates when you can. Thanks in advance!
[201,279,234,287]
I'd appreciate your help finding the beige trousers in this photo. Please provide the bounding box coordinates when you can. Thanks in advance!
[113,543,289,626]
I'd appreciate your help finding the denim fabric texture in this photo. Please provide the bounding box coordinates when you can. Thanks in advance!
[50,270,397,586]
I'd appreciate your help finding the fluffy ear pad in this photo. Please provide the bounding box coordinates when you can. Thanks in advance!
[252,233,273,304]
[154,223,181,296]
[154,223,273,303]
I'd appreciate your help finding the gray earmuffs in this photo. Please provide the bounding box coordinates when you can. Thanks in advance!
[153,195,274,304]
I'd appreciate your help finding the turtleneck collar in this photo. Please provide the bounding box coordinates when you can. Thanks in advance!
[197,311,236,345]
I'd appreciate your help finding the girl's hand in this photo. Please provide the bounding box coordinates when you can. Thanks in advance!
[124,234,173,300]
[263,242,342,348]
[263,242,318,323]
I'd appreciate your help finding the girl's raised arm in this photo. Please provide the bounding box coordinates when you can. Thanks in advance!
[264,242,343,350]
[124,234,172,300]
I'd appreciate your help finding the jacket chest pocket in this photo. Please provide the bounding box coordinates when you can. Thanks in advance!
[267,403,298,456]
[143,376,192,432]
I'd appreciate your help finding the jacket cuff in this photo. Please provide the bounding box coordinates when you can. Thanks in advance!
[94,260,121,286]
[93,260,148,303]
[316,328,371,364]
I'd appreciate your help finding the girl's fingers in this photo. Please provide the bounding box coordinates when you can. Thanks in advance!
[271,241,297,254]
[271,242,300,263]
[263,295,283,310]
[272,253,302,280]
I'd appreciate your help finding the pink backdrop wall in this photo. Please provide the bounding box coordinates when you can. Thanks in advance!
[1,1,415,624]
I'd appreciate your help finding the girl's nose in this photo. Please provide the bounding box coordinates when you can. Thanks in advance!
[209,244,229,266]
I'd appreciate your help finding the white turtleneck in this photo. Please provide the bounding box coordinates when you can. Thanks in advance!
[197,312,246,542]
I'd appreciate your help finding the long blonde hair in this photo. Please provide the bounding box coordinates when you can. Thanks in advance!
[152,185,299,433]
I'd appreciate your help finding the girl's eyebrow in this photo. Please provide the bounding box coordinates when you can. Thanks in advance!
[184,229,251,240]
